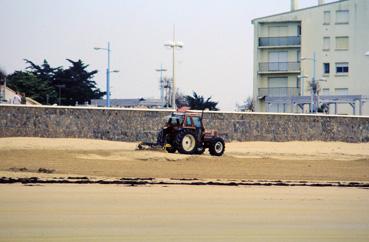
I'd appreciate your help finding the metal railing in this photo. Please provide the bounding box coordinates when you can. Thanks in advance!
[259,62,300,72]
[259,36,301,47]
[258,87,300,97]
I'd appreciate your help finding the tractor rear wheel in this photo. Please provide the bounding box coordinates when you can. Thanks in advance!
[175,130,197,155]
[209,138,225,156]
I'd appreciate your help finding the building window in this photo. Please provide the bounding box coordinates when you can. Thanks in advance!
[336,10,349,24]
[336,63,349,74]
[335,88,348,95]
[268,77,288,97]
[324,11,331,24]
[322,88,330,96]
[323,37,331,51]
[336,36,349,50]
[268,51,288,71]
[323,63,330,74]
[268,103,286,113]
[268,26,288,37]
[297,50,301,63]
[296,77,301,88]
[297,25,301,36]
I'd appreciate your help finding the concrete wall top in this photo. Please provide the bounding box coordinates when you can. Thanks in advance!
[1,104,369,119]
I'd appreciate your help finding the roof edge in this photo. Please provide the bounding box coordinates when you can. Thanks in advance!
[252,0,349,24]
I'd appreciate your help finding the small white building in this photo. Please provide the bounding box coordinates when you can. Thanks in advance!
[252,0,369,115]
[0,84,41,105]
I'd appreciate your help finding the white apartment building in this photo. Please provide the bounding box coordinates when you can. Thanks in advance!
[252,0,369,115]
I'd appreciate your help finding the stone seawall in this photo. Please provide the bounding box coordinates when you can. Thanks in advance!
[1,105,368,143]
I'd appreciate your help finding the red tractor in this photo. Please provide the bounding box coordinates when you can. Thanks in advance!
[138,111,225,156]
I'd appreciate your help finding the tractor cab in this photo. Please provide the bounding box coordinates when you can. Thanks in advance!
[166,112,203,129]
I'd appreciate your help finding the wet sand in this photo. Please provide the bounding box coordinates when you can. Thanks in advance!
[0,184,368,242]
[1,138,369,182]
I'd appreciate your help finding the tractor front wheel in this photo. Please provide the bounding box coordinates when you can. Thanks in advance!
[209,138,225,156]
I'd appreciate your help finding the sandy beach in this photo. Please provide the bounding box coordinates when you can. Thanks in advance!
[1,138,369,241]
[1,137,369,182]
[0,184,368,242]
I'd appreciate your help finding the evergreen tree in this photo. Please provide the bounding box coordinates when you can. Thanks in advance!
[15,59,105,105]
[24,59,62,104]
[0,68,5,84]
[54,59,105,105]
[6,71,56,104]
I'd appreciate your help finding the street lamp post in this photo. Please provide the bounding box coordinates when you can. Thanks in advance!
[55,84,66,106]
[156,65,167,108]
[164,25,183,109]
[94,42,119,107]
[297,74,308,97]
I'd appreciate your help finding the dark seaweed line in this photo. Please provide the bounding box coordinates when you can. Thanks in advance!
[1,177,369,189]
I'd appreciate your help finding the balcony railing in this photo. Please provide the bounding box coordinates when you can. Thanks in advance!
[259,36,301,47]
[259,62,301,73]
[258,87,300,97]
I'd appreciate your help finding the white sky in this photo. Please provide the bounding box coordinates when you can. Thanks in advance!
[0,0,336,110]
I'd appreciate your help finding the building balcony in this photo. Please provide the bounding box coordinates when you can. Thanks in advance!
[258,87,300,98]
[259,36,301,48]
[258,62,301,74]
